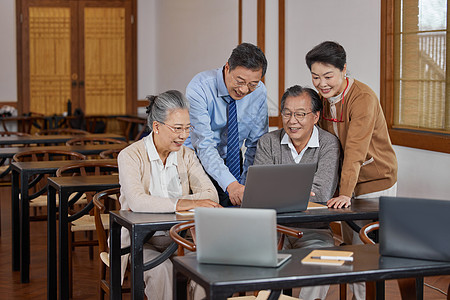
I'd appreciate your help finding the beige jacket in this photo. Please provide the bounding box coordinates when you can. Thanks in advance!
[118,139,219,213]
[320,79,397,197]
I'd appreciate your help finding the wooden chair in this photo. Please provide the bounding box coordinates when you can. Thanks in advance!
[66,137,127,146]
[35,128,89,135]
[117,116,148,143]
[93,188,130,300]
[0,131,32,179]
[12,149,86,221]
[56,161,119,297]
[99,148,122,159]
[359,221,420,300]
[170,220,302,299]
[0,131,31,137]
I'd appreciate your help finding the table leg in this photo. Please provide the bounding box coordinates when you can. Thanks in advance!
[11,169,20,271]
[58,190,70,300]
[47,186,57,300]
[110,216,123,300]
[20,172,30,283]
[415,277,424,300]
[375,280,385,300]
[131,230,146,300]
[173,267,188,300]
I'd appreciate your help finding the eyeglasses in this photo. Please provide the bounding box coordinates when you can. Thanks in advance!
[159,122,194,134]
[230,74,261,91]
[280,110,314,121]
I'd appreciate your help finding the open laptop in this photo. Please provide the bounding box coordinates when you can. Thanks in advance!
[379,196,450,262]
[195,207,291,267]
[240,163,316,213]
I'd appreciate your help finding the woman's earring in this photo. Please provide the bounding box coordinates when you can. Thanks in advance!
[155,130,159,134]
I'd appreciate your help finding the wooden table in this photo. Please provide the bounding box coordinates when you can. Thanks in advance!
[109,199,379,300]
[10,158,116,284]
[47,175,119,300]
[173,244,450,300]
[0,133,125,146]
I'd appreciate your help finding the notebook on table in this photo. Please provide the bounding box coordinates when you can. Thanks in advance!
[194,207,291,267]
[240,163,316,213]
[379,196,450,262]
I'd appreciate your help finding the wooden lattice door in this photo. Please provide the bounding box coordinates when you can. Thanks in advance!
[17,0,135,116]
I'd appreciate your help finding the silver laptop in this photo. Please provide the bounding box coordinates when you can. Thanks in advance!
[379,196,450,262]
[194,207,291,267]
[241,163,316,213]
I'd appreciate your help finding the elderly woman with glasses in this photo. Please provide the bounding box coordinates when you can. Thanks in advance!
[306,41,397,300]
[118,90,220,300]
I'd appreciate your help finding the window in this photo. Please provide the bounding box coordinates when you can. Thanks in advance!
[381,0,450,153]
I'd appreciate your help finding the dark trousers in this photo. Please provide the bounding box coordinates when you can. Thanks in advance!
[208,152,243,207]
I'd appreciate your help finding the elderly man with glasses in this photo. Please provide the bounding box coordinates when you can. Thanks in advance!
[185,43,268,207]
[254,85,340,300]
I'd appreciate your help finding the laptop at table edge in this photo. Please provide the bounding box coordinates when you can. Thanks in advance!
[194,207,291,268]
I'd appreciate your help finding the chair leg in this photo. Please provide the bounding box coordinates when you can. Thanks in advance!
[397,278,417,299]
[68,228,73,298]
[89,231,94,260]
[99,262,106,300]
[339,283,347,300]
[447,282,450,300]
[366,281,376,300]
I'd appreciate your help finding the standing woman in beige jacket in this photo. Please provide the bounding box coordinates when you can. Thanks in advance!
[118,90,220,300]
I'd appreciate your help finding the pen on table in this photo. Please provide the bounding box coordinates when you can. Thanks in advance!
[311,256,354,262]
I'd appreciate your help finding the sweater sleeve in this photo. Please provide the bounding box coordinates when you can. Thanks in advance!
[310,131,340,203]
[339,92,378,197]
[179,149,219,203]
[254,133,275,165]
[118,145,178,213]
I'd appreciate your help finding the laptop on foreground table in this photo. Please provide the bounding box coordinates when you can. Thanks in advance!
[379,196,450,262]
[195,207,291,267]
[240,163,316,213]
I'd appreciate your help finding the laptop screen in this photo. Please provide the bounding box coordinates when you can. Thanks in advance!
[379,196,450,262]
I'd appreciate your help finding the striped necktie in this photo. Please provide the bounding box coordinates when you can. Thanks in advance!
[226,97,240,182]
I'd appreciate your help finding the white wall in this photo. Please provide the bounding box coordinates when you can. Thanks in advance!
[285,0,381,97]
[142,0,237,96]
[0,0,17,102]
[394,145,450,200]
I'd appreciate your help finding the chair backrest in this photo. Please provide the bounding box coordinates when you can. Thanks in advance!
[35,128,89,135]
[117,116,147,142]
[56,161,118,177]
[169,220,302,256]
[93,188,121,254]
[359,221,379,245]
[66,137,127,146]
[99,149,122,159]
[0,131,31,137]
[12,149,87,196]
[13,149,87,162]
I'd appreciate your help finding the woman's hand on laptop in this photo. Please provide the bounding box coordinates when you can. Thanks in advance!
[227,181,245,205]
[176,199,222,211]
[327,195,351,208]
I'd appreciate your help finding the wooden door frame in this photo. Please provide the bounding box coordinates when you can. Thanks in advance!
[16,0,137,115]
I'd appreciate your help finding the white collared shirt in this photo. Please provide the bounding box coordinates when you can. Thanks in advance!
[281,126,319,163]
[144,133,182,236]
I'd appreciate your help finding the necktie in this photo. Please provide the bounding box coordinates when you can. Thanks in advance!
[226,98,240,182]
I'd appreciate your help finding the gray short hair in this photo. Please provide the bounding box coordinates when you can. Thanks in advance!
[280,85,322,114]
[145,90,190,128]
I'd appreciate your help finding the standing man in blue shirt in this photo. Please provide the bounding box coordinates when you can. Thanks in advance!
[185,43,268,207]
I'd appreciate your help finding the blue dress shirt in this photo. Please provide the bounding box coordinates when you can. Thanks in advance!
[185,67,268,191]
